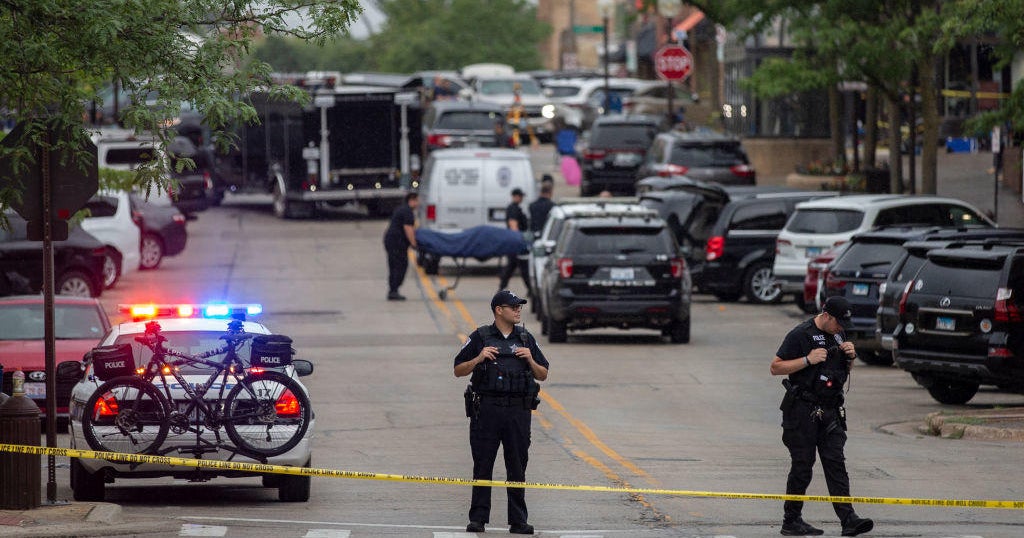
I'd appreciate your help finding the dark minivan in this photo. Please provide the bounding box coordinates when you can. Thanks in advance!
[577,114,662,196]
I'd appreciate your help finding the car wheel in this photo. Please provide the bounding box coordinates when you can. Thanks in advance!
[669,319,690,344]
[744,262,782,304]
[278,459,311,502]
[926,379,980,405]
[139,233,165,270]
[57,269,97,297]
[71,458,105,501]
[548,318,568,343]
[101,251,121,289]
[858,350,894,366]
[273,182,315,219]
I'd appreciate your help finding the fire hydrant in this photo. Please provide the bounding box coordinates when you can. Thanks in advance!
[0,369,42,509]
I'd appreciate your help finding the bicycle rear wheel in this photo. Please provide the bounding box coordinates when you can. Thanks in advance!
[224,370,312,457]
[81,377,170,455]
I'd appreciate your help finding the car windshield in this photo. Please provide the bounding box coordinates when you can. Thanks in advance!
[833,242,907,274]
[668,144,746,167]
[0,303,106,340]
[571,227,672,254]
[590,125,656,148]
[436,111,504,130]
[479,79,543,96]
[113,331,254,374]
[786,209,864,234]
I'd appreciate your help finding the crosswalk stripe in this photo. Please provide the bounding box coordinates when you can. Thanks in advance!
[303,530,351,538]
[432,533,479,538]
[179,524,228,537]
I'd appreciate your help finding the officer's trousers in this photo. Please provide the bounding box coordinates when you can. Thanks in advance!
[385,244,409,293]
[469,399,532,525]
[498,255,530,293]
[781,402,854,523]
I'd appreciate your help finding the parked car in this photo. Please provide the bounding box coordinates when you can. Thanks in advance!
[693,190,836,304]
[422,101,508,152]
[0,295,111,423]
[542,77,648,130]
[621,81,696,118]
[80,191,141,289]
[0,212,106,298]
[772,195,994,303]
[129,190,188,270]
[528,200,658,324]
[95,132,211,215]
[803,243,850,314]
[64,308,315,502]
[577,115,662,196]
[539,214,691,343]
[636,129,756,185]
[893,240,1024,404]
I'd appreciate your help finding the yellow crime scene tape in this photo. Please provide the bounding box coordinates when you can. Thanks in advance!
[2,443,1022,510]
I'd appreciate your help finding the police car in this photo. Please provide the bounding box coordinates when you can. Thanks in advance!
[60,303,315,502]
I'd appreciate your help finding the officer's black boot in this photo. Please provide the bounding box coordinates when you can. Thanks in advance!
[509,523,534,534]
[841,514,873,536]
[466,521,485,533]
[780,518,824,536]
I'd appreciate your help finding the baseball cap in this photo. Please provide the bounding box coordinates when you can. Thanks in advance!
[491,290,527,311]
[511,188,525,197]
[822,296,854,330]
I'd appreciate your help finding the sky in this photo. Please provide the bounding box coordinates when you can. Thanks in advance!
[281,0,385,40]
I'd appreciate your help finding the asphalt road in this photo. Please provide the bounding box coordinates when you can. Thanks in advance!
[41,146,1024,538]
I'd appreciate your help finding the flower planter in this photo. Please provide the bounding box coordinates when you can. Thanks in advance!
[785,172,846,191]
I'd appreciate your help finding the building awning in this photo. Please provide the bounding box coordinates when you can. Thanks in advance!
[673,10,705,34]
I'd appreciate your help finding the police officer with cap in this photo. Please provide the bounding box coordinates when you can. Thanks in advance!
[498,188,531,293]
[455,290,549,535]
[770,296,874,536]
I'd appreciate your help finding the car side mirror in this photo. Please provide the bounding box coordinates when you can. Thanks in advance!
[57,361,84,381]
[293,359,314,377]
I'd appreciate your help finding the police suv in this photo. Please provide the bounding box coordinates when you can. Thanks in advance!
[61,304,315,502]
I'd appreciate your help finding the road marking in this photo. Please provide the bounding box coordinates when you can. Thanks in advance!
[433,533,479,538]
[303,531,351,538]
[179,523,228,536]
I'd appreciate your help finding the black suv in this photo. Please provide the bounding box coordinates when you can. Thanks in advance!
[694,191,833,304]
[893,240,1024,404]
[422,101,507,152]
[577,114,662,196]
[539,215,691,344]
[635,130,755,185]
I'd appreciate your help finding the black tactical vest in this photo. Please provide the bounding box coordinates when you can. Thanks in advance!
[472,325,535,395]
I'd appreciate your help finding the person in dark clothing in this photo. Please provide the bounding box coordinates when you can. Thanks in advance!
[770,296,874,537]
[383,192,419,301]
[528,182,555,235]
[498,188,530,293]
[455,290,549,535]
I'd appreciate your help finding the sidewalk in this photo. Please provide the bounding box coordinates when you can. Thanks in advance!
[930,150,1024,228]
[0,501,174,536]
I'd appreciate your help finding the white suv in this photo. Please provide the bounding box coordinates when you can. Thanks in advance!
[772,194,994,299]
[81,191,141,289]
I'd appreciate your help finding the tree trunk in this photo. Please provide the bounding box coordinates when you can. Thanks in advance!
[865,87,878,169]
[887,96,903,193]
[829,84,843,165]
[919,56,940,194]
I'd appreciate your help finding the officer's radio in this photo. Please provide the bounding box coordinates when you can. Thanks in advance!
[812,346,850,401]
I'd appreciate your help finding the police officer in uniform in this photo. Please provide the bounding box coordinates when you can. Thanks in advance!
[455,290,549,535]
[770,296,874,536]
[498,188,531,293]
[383,192,419,301]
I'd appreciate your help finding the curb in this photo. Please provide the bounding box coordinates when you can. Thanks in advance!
[922,408,1024,441]
[84,503,121,524]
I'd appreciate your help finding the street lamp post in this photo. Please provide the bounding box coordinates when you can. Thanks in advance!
[598,0,613,115]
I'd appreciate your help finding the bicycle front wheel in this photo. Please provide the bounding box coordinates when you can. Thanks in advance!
[224,370,312,457]
[81,377,170,455]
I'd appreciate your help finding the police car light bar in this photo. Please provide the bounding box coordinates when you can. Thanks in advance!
[119,303,263,321]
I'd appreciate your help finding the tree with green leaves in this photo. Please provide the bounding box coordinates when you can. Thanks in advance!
[0,0,362,210]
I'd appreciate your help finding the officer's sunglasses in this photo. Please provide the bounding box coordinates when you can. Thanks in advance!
[499,304,523,312]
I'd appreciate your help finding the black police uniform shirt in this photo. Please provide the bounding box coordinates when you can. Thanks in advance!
[454,325,549,384]
[776,318,845,388]
[528,197,555,234]
[384,204,415,249]
[506,202,529,233]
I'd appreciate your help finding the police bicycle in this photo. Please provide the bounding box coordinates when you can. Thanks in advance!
[79,319,312,460]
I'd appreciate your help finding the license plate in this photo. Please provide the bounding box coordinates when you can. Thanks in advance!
[852,283,869,296]
[23,382,45,398]
[613,153,639,166]
[610,267,635,280]
[935,316,955,331]
[805,246,822,257]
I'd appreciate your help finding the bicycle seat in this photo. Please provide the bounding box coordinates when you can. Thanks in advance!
[220,332,254,344]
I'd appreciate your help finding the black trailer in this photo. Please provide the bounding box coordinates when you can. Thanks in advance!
[217,83,423,218]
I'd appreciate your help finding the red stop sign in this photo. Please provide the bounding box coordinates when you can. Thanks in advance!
[654,45,693,82]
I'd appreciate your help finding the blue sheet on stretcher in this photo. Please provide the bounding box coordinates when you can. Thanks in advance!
[416,226,527,258]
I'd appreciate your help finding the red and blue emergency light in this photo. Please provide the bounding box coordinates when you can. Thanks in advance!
[119,303,263,322]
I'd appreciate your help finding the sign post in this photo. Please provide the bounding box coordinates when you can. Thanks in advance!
[654,44,693,126]
[0,121,98,504]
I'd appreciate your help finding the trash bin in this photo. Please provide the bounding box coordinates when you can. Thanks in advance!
[0,370,41,510]
[863,168,891,194]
